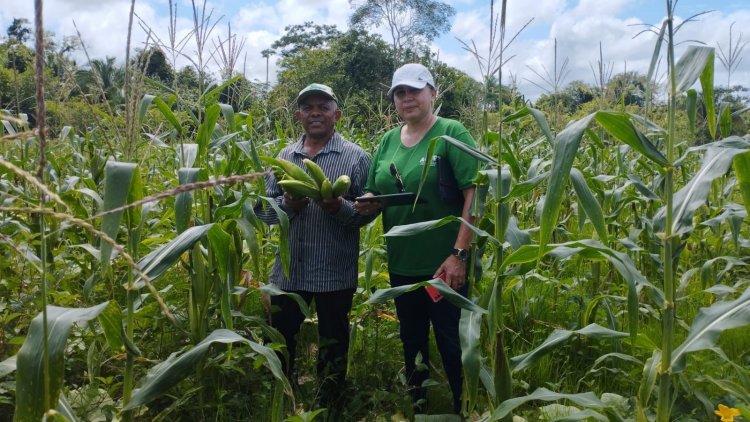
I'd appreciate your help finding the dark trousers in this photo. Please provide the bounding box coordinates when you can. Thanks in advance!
[269,289,355,397]
[391,273,467,414]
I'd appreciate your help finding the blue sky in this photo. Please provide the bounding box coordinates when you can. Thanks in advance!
[3,0,750,100]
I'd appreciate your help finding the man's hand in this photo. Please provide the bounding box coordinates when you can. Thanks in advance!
[318,197,342,214]
[283,193,309,212]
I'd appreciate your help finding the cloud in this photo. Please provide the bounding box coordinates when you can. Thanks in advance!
[3,0,749,101]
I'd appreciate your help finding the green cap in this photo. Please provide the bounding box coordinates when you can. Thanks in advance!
[297,83,338,105]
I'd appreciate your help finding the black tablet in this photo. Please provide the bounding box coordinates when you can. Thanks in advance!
[355,192,425,207]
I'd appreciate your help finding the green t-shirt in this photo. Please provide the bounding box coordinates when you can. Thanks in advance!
[365,117,478,276]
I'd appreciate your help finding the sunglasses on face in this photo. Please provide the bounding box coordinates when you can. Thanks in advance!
[389,163,405,193]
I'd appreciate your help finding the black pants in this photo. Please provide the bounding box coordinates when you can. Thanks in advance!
[269,289,355,398]
[391,273,467,414]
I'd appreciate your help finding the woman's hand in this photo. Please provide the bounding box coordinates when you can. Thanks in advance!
[353,193,382,216]
[433,255,466,290]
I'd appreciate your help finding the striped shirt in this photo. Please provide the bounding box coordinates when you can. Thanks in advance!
[256,132,375,292]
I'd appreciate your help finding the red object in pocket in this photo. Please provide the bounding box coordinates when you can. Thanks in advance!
[425,273,445,303]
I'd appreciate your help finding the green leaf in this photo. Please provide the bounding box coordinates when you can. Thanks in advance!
[366,280,487,314]
[125,328,290,410]
[671,286,750,372]
[460,308,482,411]
[510,324,627,372]
[491,388,605,420]
[718,102,732,139]
[207,224,234,329]
[675,46,715,95]
[594,111,668,166]
[697,48,716,139]
[219,103,235,132]
[539,113,597,256]
[259,196,290,279]
[15,302,110,421]
[570,168,608,243]
[686,89,698,133]
[153,96,182,135]
[436,135,498,165]
[200,75,242,106]
[175,168,205,234]
[101,161,136,273]
[655,143,749,235]
[733,151,750,215]
[177,144,199,168]
[196,104,221,161]
[645,19,668,107]
[259,284,311,318]
[0,355,16,378]
[383,216,498,246]
[138,94,156,127]
[131,224,214,289]
[637,350,661,412]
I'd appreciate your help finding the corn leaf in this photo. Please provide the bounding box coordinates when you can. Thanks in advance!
[218,103,235,132]
[675,46,714,95]
[570,168,608,243]
[510,324,627,373]
[491,387,605,421]
[538,113,597,255]
[207,224,234,329]
[366,280,487,314]
[460,308,482,411]
[259,284,311,318]
[686,89,698,133]
[671,286,750,372]
[101,161,136,274]
[177,143,199,168]
[697,47,716,139]
[0,355,16,378]
[175,168,205,234]
[14,302,110,422]
[131,224,214,289]
[259,196,290,278]
[124,328,289,411]
[733,151,750,215]
[655,143,749,235]
[196,104,221,161]
[718,102,732,139]
[594,112,668,166]
[383,215,498,246]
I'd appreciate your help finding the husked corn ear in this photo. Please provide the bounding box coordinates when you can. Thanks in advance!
[278,180,322,201]
[303,159,327,189]
[320,179,333,200]
[331,175,351,197]
[261,156,317,187]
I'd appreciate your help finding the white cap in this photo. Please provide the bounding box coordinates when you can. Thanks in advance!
[387,63,435,100]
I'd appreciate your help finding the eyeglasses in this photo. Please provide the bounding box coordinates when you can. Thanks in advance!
[389,163,405,193]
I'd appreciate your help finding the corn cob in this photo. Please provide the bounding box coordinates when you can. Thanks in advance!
[331,175,351,197]
[278,180,322,201]
[302,159,327,189]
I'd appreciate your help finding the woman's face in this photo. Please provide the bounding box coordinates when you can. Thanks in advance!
[392,85,435,123]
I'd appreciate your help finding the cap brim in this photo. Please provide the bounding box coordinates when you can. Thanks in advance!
[387,80,429,99]
[297,90,337,104]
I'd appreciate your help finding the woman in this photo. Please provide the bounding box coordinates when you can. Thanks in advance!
[355,63,477,415]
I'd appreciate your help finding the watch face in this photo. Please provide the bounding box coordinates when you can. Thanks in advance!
[453,248,468,260]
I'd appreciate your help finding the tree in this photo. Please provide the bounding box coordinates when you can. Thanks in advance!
[270,22,341,59]
[7,18,31,44]
[349,0,455,62]
[76,57,125,105]
[136,47,174,85]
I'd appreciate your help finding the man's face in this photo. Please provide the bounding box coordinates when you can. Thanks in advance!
[295,95,340,140]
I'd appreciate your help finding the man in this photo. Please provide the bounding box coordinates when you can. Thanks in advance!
[256,83,374,407]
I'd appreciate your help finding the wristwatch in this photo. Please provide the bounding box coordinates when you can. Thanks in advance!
[451,248,469,262]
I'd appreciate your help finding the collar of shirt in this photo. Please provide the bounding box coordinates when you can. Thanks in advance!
[292,132,344,158]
